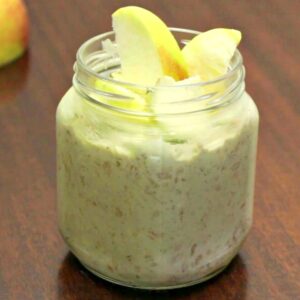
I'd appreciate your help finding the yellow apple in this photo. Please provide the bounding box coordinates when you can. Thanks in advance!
[112,6,188,85]
[182,28,241,81]
[0,0,29,68]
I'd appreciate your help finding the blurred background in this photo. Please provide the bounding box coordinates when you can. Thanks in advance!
[0,1,299,299]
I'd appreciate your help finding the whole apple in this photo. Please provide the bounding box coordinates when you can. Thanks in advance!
[0,0,29,67]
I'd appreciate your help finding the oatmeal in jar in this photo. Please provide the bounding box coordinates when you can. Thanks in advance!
[57,6,259,289]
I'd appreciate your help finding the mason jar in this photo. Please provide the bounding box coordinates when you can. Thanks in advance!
[56,28,259,289]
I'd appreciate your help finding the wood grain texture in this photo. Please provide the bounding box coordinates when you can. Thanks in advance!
[0,0,299,299]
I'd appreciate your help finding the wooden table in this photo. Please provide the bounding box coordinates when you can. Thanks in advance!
[1,1,299,299]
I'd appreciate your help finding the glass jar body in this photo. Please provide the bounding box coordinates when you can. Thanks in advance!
[56,82,259,289]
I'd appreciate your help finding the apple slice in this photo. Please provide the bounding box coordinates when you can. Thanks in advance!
[182,28,241,81]
[89,78,159,127]
[112,6,188,85]
[91,79,146,112]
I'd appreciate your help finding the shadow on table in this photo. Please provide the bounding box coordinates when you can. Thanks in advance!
[0,51,30,104]
[57,252,249,300]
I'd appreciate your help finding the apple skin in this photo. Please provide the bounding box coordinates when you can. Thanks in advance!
[182,28,241,81]
[112,6,188,85]
[0,0,29,68]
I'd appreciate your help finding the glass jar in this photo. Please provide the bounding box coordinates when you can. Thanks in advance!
[56,28,259,289]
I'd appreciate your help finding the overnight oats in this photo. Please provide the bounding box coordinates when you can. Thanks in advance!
[56,6,259,289]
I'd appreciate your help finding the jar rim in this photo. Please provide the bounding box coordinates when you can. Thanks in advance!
[76,27,243,89]
[74,28,245,117]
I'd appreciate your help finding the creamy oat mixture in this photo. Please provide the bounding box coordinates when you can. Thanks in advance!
[57,87,259,287]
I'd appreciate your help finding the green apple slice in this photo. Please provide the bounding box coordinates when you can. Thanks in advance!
[88,78,158,128]
[182,28,242,81]
[112,6,188,85]
[93,79,146,111]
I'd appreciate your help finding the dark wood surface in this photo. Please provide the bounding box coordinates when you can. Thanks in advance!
[1,1,299,299]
